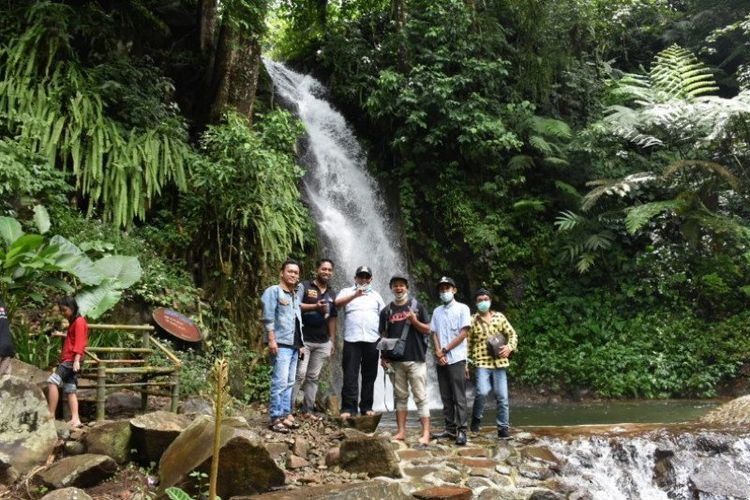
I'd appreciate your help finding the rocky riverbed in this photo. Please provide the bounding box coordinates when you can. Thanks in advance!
[3,364,750,499]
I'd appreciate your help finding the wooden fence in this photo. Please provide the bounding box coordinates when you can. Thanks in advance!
[79,324,182,421]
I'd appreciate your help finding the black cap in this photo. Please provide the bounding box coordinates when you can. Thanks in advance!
[355,266,372,277]
[389,274,409,287]
[474,288,491,299]
[436,276,456,288]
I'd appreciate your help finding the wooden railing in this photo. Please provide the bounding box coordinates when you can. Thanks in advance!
[80,324,182,421]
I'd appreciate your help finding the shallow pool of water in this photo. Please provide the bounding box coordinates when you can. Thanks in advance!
[379,399,721,428]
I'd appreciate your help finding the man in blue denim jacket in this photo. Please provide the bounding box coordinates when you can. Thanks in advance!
[261,259,304,433]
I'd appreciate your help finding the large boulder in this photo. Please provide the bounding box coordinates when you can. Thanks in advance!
[159,415,284,498]
[84,420,132,464]
[5,359,50,389]
[339,435,401,478]
[40,487,93,500]
[335,413,382,433]
[700,395,750,426]
[130,411,190,465]
[0,375,57,482]
[689,457,750,499]
[35,454,117,489]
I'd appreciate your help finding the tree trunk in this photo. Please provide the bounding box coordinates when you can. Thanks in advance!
[391,0,407,71]
[315,0,328,28]
[206,21,261,125]
[199,0,218,54]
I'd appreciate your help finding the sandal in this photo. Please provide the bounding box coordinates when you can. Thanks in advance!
[302,413,323,422]
[269,419,290,433]
[283,417,300,429]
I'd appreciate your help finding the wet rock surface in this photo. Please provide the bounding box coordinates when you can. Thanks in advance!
[130,410,191,464]
[83,420,132,464]
[35,454,117,489]
[0,375,57,479]
[5,396,750,499]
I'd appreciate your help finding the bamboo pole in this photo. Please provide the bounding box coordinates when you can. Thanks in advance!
[149,337,182,367]
[96,364,106,421]
[87,347,153,353]
[79,382,174,388]
[89,324,155,331]
[141,329,150,411]
[104,367,176,375]
[170,370,180,412]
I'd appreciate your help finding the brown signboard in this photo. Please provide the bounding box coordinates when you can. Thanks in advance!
[152,307,202,343]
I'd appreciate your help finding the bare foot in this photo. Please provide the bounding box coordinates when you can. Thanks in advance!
[392,433,406,441]
[418,435,430,446]
[68,419,82,428]
[340,412,351,419]
[365,410,376,416]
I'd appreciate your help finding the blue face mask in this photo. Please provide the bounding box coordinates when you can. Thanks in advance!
[476,300,491,313]
[439,291,454,304]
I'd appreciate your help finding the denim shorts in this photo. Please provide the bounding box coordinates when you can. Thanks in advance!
[47,361,78,394]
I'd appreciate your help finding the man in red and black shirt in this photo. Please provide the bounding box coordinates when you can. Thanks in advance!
[47,296,88,427]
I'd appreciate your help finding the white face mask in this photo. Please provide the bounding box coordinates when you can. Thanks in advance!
[394,291,408,301]
[439,291,454,304]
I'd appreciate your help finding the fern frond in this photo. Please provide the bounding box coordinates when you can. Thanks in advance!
[624,199,685,234]
[662,160,739,190]
[650,45,719,99]
[576,253,596,273]
[554,211,584,231]
[508,154,534,170]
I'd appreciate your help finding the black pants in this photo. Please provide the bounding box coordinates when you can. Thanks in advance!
[341,340,379,415]
[437,360,468,432]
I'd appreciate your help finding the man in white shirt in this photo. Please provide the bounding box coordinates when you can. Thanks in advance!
[335,265,385,418]
[430,276,472,445]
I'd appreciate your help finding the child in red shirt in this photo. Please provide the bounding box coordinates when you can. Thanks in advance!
[47,296,88,427]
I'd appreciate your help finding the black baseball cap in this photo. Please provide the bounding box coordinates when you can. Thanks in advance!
[474,288,491,299]
[389,274,409,287]
[436,276,456,288]
[355,266,372,277]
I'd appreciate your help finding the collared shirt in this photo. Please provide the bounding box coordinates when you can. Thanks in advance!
[261,284,303,346]
[340,285,385,343]
[468,311,518,369]
[430,300,471,365]
[61,316,88,362]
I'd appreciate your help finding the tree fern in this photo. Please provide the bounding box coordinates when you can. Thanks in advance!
[650,45,719,99]
[624,200,685,235]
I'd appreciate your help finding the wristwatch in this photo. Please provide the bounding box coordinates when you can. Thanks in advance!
[441,347,449,355]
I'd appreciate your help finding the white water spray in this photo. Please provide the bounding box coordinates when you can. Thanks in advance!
[263,58,441,411]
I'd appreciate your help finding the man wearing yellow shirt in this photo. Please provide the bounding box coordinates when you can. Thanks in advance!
[468,288,518,439]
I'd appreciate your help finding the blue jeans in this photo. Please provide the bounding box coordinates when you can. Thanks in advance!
[471,367,509,429]
[269,347,299,421]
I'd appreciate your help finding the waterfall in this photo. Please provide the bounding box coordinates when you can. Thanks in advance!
[540,429,750,499]
[263,58,441,411]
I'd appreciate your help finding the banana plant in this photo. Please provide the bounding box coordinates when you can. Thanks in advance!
[0,206,141,319]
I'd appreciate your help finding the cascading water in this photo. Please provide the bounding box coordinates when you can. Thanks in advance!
[263,58,441,410]
[538,428,750,499]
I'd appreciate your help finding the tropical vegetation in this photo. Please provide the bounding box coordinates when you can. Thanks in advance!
[1,0,749,400]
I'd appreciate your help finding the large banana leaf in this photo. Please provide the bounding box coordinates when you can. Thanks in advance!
[76,279,123,320]
[49,235,104,286]
[93,255,142,288]
[0,217,23,246]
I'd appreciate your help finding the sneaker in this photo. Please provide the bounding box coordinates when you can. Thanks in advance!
[455,430,467,446]
[498,427,511,439]
[470,417,481,433]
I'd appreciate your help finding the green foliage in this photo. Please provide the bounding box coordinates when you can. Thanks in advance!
[513,289,749,398]
[0,2,192,226]
[0,211,141,319]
